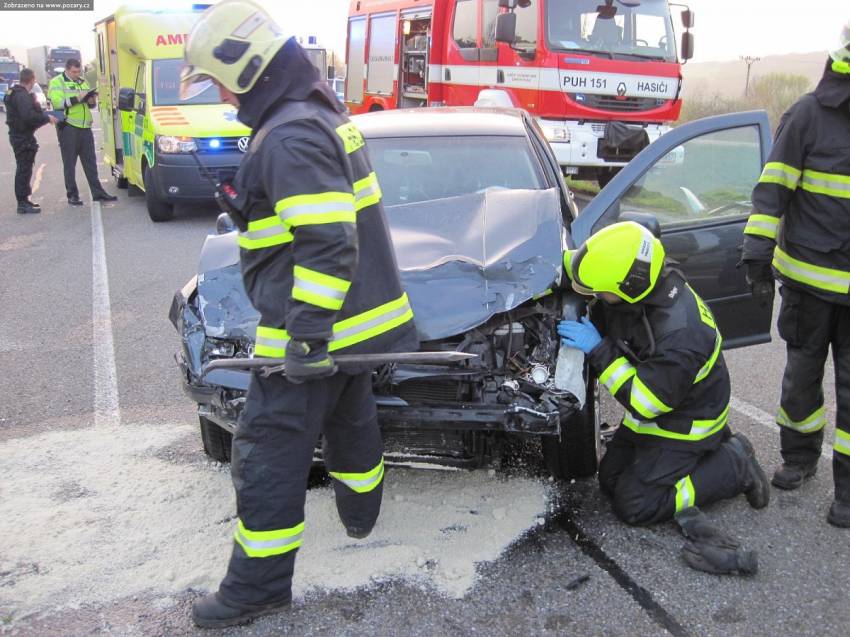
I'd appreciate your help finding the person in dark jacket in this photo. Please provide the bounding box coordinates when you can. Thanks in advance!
[4,67,56,214]
[741,21,850,528]
[560,221,770,573]
[180,0,418,628]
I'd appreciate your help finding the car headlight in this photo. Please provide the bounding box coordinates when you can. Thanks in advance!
[157,135,198,154]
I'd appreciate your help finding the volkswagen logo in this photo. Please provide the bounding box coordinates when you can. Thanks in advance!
[237,136,250,153]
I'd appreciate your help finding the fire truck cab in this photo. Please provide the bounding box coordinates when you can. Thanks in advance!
[346,0,694,185]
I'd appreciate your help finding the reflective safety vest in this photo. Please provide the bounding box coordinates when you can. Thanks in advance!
[47,73,93,129]
[743,65,850,305]
[588,273,731,450]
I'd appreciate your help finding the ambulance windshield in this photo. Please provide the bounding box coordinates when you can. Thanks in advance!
[154,59,221,106]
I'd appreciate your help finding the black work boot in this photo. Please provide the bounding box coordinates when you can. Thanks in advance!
[24,199,41,209]
[827,500,850,528]
[346,525,374,539]
[192,592,291,629]
[729,433,770,509]
[771,462,818,490]
[16,201,39,214]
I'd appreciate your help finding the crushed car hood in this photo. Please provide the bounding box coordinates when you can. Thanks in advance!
[194,188,564,341]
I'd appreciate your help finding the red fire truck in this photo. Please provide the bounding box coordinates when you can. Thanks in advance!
[345,0,694,185]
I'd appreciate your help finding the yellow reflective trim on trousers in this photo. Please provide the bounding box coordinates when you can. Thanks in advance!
[336,121,366,154]
[238,214,294,250]
[275,191,356,227]
[599,357,637,394]
[252,293,414,358]
[292,265,351,311]
[622,404,729,441]
[759,162,801,190]
[772,246,850,294]
[630,375,673,419]
[695,331,723,384]
[801,169,850,199]
[354,171,383,211]
[329,457,385,493]
[674,475,696,513]
[776,405,827,434]
[743,214,780,240]
[234,518,304,558]
[835,429,850,457]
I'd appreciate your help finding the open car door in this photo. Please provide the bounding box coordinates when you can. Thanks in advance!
[571,111,774,349]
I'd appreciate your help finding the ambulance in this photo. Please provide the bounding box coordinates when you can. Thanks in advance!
[94,6,250,222]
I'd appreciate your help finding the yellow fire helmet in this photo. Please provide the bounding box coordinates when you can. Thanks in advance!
[180,0,290,100]
[565,221,665,303]
[830,18,850,73]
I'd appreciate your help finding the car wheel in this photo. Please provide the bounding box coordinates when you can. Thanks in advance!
[143,165,175,222]
[542,380,602,479]
[199,415,232,463]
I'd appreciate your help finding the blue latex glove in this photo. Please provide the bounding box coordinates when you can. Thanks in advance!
[557,316,602,354]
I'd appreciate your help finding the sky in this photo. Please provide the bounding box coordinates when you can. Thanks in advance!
[0,0,847,66]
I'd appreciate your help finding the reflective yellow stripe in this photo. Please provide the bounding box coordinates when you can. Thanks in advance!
[772,246,850,294]
[238,214,294,250]
[329,458,385,493]
[744,214,780,240]
[674,475,696,512]
[599,357,637,394]
[835,429,850,457]
[695,331,723,384]
[275,191,356,227]
[252,293,414,358]
[292,265,351,311]
[336,121,366,154]
[777,405,827,434]
[630,375,673,419]
[800,169,850,199]
[234,518,304,558]
[833,59,850,75]
[354,171,382,211]
[622,404,729,441]
[687,284,717,330]
[759,162,801,190]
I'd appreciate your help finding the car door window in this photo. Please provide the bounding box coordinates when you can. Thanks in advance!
[616,126,762,230]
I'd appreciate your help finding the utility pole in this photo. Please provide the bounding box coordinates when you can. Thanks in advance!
[740,55,761,96]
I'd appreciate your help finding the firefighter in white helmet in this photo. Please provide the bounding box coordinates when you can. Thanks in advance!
[182,0,417,628]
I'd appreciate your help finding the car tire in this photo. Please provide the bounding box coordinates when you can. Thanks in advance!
[542,380,601,479]
[596,168,620,189]
[199,415,232,463]
[143,165,175,222]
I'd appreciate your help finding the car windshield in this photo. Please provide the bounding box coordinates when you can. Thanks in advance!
[153,58,221,106]
[546,0,677,62]
[366,136,546,206]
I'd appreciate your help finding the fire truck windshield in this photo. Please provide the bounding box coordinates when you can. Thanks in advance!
[545,0,677,62]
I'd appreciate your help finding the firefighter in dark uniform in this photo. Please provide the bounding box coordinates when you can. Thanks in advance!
[742,22,850,528]
[560,222,771,573]
[4,67,56,214]
[181,0,418,628]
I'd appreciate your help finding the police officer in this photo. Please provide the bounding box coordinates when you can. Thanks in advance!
[742,21,850,528]
[560,222,770,573]
[47,58,116,206]
[180,0,418,628]
[4,68,56,214]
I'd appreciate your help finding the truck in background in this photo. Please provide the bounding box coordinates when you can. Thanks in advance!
[345,0,694,186]
[94,6,250,222]
[27,45,82,86]
[0,49,22,84]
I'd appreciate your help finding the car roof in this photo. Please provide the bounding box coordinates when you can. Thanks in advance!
[352,107,531,139]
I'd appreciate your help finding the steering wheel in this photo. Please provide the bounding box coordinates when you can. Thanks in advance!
[658,36,668,49]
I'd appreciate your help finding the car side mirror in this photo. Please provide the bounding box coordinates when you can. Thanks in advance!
[495,12,517,44]
[620,211,661,238]
[216,212,237,235]
[118,87,135,111]
[681,9,695,29]
[681,32,694,61]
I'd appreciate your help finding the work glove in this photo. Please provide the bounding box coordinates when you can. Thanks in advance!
[284,339,337,384]
[742,259,775,308]
[675,507,758,575]
[557,316,602,355]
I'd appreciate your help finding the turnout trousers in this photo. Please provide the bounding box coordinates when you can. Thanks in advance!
[10,136,37,203]
[598,426,748,526]
[776,285,850,502]
[57,124,108,200]
[218,371,384,607]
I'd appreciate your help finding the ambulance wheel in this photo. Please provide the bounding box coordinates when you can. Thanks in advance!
[542,380,602,480]
[143,165,175,222]
[116,176,129,189]
[199,415,232,463]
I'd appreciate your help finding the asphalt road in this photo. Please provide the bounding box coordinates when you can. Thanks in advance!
[0,121,846,636]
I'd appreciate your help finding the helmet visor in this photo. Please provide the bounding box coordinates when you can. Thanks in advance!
[179,64,215,101]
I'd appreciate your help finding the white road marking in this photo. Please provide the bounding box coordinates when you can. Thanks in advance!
[731,396,831,460]
[91,201,120,427]
[31,162,46,194]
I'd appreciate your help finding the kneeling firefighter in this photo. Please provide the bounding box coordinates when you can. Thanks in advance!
[181,0,418,628]
[559,221,770,574]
